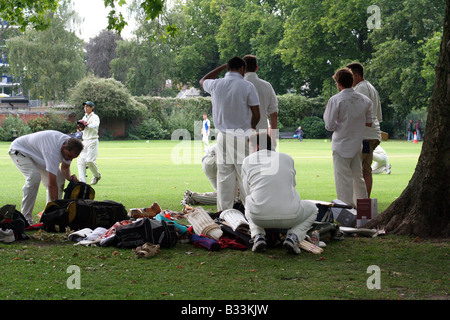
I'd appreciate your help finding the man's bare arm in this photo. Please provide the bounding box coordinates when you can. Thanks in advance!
[250,105,261,130]
[199,64,227,88]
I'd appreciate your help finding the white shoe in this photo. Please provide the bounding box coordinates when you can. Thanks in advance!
[386,164,391,174]
[90,174,101,185]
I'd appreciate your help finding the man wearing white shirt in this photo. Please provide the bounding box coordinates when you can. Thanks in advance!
[201,113,211,150]
[241,133,318,254]
[9,130,83,224]
[77,101,102,185]
[243,55,278,147]
[323,68,373,208]
[200,57,260,211]
[347,62,382,197]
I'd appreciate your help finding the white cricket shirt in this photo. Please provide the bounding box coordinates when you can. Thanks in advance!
[323,88,373,158]
[10,130,71,175]
[203,71,260,136]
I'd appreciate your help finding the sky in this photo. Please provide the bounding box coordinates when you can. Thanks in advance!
[71,0,137,42]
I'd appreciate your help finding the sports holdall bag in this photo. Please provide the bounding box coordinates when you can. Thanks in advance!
[0,204,29,240]
[114,218,178,249]
[64,180,95,200]
[40,199,128,232]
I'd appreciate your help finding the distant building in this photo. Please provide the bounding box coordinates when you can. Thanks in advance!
[177,87,200,98]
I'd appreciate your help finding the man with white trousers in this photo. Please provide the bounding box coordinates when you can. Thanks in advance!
[200,57,260,211]
[323,68,373,208]
[241,132,318,254]
[77,101,102,185]
[9,130,83,224]
[371,145,391,174]
[201,113,211,150]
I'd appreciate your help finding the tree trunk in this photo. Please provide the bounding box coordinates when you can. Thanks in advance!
[366,0,450,238]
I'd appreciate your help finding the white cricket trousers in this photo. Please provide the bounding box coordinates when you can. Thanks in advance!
[371,151,388,174]
[216,131,248,211]
[246,200,318,242]
[332,150,368,208]
[202,133,210,149]
[77,138,100,183]
[9,151,65,224]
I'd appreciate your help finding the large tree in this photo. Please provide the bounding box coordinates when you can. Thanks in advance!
[86,30,123,78]
[366,0,450,238]
[6,7,86,102]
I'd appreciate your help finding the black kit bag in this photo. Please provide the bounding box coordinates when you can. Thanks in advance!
[315,204,335,223]
[315,202,353,223]
[40,199,128,232]
[114,218,178,249]
[64,180,95,200]
[0,204,29,240]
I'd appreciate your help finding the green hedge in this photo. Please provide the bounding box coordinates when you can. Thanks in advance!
[135,96,212,139]
[277,95,326,132]
[0,95,329,141]
[134,94,327,140]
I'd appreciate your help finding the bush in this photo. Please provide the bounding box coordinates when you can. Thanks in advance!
[27,112,76,134]
[68,76,146,120]
[277,94,326,130]
[133,95,328,139]
[0,115,32,141]
[135,118,170,140]
[300,116,328,139]
[136,96,212,139]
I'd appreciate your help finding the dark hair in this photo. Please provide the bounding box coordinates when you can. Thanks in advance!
[227,56,246,71]
[346,62,364,78]
[65,137,84,154]
[333,68,354,89]
[250,132,272,151]
[243,55,258,72]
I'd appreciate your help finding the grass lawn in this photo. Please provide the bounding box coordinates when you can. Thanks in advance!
[0,138,448,302]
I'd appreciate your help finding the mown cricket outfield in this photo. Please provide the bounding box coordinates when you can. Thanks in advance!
[1,139,448,301]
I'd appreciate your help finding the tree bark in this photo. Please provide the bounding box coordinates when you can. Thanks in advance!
[366,0,450,238]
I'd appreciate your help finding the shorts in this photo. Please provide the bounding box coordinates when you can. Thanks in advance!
[362,139,380,175]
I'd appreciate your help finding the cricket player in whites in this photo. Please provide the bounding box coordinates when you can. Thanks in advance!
[201,113,211,150]
[77,101,102,185]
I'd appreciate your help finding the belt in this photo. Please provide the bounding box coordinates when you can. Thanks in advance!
[10,150,26,157]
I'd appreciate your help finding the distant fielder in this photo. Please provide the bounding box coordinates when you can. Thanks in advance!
[202,113,211,150]
[77,101,102,185]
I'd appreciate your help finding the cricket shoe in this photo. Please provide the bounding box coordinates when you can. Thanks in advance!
[251,234,267,253]
[386,163,391,174]
[283,233,301,255]
[91,173,102,185]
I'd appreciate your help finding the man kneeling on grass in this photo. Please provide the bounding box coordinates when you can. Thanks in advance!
[241,132,318,254]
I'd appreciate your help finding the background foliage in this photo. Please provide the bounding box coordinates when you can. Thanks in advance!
[0,0,445,139]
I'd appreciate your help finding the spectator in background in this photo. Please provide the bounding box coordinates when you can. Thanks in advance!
[294,126,303,141]
[415,120,422,141]
[407,119,414,141]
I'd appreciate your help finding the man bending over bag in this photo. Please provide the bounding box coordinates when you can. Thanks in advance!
[241,132,318,254]
[9,130,83,224]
